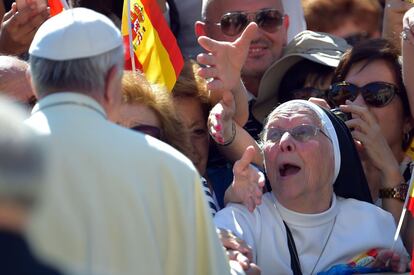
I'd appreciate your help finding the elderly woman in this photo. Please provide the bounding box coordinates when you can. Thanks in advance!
[214,100,409,274]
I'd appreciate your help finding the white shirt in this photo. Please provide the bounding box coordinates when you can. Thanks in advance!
[215,192,408,275]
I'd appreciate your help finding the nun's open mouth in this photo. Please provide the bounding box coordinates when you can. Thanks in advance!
[279,163,301,177]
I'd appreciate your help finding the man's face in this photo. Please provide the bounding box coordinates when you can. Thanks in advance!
[203,0,288,79]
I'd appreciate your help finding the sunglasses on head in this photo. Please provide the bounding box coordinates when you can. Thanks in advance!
[287,87,327,101]
[211,9,284,36]
[263,124,329,144]
[130,124,162,140]
[327,81,400,107]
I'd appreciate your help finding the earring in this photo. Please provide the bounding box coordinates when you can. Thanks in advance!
[404,132,410,145]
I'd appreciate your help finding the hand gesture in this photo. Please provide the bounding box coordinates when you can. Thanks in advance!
[217,227,261,274]
[208,90,235,144]
[0,3,49,55]
[197,22,258,99]
[230,146,265,212]
[340,101,402,187]
[368,248,409,273]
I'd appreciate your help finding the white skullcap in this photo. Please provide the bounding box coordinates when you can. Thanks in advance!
[29,7,122,61]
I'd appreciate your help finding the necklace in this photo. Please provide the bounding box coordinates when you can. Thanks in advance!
[273,199,337,275]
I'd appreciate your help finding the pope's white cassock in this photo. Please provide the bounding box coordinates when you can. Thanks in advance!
[25,92,231,275]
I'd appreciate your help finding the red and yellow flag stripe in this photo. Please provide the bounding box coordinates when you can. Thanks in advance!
[121,0,183,91]
[48,0,65,16]
[408,179,414,216]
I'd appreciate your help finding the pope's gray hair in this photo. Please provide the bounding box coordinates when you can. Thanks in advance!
[29,45,124,97]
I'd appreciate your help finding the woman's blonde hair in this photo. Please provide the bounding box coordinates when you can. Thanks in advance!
[121,70,191,157]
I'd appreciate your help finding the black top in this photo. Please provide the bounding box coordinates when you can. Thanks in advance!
[0,229,62,275]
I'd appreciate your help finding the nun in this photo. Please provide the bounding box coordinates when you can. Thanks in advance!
[214,100,409,275]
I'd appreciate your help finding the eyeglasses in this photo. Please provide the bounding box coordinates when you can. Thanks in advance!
[210,9,284,36]
[263,124,329,144]
[327,81,400,107]
[130,124,162,140]
[288,87,327,101]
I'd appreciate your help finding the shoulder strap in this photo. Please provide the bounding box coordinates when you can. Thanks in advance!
[283,221,303,275]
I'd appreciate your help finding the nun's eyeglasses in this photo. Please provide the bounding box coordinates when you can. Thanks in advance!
[263,124,329,143]
[327,81,399,108]
[208,9,284,36]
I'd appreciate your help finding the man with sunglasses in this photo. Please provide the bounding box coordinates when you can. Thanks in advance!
[196,0,289,101]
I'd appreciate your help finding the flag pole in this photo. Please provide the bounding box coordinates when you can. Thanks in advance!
[126,0,137,72]
[390,170,414,251]
[59,0,70,10]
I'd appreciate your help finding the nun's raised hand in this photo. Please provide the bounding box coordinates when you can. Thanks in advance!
[197,22,258,100]
[208,90,235,145]
[225,146,265,212]
[340,101,401,187]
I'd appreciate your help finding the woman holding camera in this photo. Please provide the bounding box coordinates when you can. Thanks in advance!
[326,38,413,250]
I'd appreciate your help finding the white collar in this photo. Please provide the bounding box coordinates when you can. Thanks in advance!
[32,92,107,119]
[272,193,339,227]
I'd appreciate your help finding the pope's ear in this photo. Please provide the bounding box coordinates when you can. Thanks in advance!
[26,68,39,99]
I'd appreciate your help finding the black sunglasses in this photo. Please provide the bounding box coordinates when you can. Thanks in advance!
[211,9,284,36]
[327,81,399,107]
[130,124,162,140]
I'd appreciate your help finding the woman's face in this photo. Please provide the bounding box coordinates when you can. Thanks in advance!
[116,103,162,139]
[263,106,334,211]
[344,60,408,150]
[173,97,209,176]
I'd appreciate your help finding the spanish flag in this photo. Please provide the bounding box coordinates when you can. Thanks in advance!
[48,0,67,16]
[121,0,183,92]
[408,179,414,216]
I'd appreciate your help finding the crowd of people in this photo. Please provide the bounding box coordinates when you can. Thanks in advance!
[0,0,413,274]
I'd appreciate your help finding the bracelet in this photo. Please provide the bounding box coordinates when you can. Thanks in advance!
[379,182,409,202]
[219,121,236,146]
[401,28,410,41]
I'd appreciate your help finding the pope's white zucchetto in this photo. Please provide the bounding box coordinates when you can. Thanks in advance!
[29,7,122,61]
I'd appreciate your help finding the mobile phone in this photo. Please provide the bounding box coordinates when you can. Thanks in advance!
[16,0,47,11]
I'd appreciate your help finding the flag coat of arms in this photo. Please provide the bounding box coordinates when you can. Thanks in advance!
[121,0,184,91]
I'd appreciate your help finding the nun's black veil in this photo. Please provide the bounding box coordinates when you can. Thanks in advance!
[322,109,373,203]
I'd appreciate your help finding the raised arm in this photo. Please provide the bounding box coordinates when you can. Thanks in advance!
[382,0,413,50]
[197,22,259,127]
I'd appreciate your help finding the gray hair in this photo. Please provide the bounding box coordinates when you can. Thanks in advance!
[0,97,45,207]
[29,45,124,97]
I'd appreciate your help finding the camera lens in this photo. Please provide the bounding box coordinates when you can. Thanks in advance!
[331,108,351,122]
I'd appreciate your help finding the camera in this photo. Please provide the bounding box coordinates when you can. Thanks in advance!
[331,108,352,122]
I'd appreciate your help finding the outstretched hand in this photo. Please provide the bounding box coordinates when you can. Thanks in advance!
[197,22,258,99]
[231,146,265,212]
[0,3,49,55]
